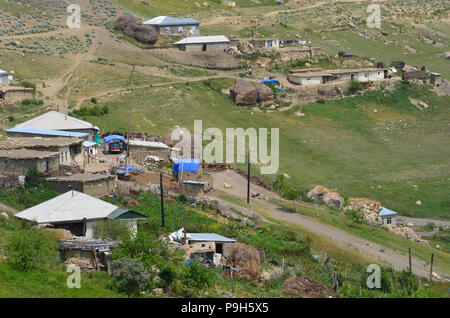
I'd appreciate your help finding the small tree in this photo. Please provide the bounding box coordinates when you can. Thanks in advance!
[159,265,177,295]
[281,186,299,212]
[93,219,132,241]
[25,166,41,188]
[5,228,58,270]
[111,258,151,297]
[349,79,363,93]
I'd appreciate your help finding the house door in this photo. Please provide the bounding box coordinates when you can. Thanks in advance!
[202,44,207,51]
[351,74,355,80]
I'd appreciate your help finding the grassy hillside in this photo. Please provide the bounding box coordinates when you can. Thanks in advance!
[76,79,450,219]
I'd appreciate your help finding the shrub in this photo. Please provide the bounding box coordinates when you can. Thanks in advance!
[349,80,363,93]
[111,258,151,297]
[159,265,177,294]
[7,116,15,122]
[90,97,98,104]
[93,219,132,241]
[181,262,216,297]
[25,166,42,188]
[5,228,58,270]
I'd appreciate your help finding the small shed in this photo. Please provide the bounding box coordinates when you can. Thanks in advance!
[0,69,12,86]
[174,35,230,52]
[0,149,60,176]
[143,16,200,36]
[183,180,205,197]
[46,173,115,197]
[379,207,398,226]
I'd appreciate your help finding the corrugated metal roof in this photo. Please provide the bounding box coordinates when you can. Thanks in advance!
[379,207,398,217]
[7,126,89,138]
[129,139,169,148]
[15,191,130,223]
[0,69,9,75]
[188,233,235,243]
[143,16,199,26]
[16,111,98,131]
[174,35,229,45]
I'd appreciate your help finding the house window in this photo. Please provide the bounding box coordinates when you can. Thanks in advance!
[387,217,392,225]
[191,26,197,32]
[165,27,170,33]
[178,26,183,32]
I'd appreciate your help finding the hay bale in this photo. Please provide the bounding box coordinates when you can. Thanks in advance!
[230,79,257,106]
[256,83,274,104]
[282,276,334,298]
[114,14,159,45]
[222,243,261,281]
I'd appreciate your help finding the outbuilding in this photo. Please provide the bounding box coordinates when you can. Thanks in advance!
[174,35,230,52]
[379,207,398,226]
[15,190,148,239]
[0,69,12,86]
[0,149,60,176]
[128,139,170,161]
[46,173,115,197]
[143,16,200,36]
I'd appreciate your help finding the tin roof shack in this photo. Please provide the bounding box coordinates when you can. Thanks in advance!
[0,137,84,166]
[15,191,148,239]
[59,240,120,272]
[46,174,115,197]
[15,111,99,141]
[183,180,205,197]
[169,229,235,267]
[6,127,89,139]
[0,149,60,176]
[128,139,170,162]
[174,35,230,52]
[143,16,200,36]
[379,207,398,226]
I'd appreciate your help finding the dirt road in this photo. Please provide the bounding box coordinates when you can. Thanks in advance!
[0,202,18,214]
[207,170,446,278]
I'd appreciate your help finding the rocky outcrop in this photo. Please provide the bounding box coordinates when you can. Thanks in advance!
[387,225,429,246]
[344,198,382,224]
[307,185,344,209]
[114,14,159,45]
[222,243,262,281]
[230,79,257,105]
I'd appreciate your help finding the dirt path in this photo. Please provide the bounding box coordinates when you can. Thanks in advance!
[0,202,19,214]
[207,170,446,278]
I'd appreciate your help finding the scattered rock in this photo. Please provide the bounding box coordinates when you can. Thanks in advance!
[387,225,429,246]
[0,212,9,219]
[344,198,382,224]
[307,186,344,209]
[224,182,232,188]
[416,200,422,206]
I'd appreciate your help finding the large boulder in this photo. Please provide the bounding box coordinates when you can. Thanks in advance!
[230,79,257,106]
[222,243,261,281]
[256,84,274,104]
[114,14,159,45]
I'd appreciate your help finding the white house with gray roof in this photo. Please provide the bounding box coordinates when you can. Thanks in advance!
[143,16,200,36]
[15,191,147,239]
[174,35,230,52]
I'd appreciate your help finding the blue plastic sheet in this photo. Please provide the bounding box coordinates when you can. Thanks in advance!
[173,158,201,178]
[104,135,126,143]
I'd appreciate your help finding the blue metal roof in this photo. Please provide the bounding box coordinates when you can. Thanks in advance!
[7,126,88,138]
[379,207,398,217]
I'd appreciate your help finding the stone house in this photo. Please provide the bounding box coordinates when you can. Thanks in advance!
[46,174,115,197]
[0,149,60,176]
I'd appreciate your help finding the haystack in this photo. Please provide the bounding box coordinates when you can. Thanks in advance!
[256,84,274,104]
[282,276,334,298]
[222,243,261,281]
[344,198,382,224]
[307,186,344,209]
[230,79,257,106]
[114,14,159,44]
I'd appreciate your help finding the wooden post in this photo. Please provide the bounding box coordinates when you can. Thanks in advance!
[429,253,434,283]
[408,248,412,271]
[160,172,165,227]
[184,207,187,245]
[247,147,250,205]
[124,64,136,174]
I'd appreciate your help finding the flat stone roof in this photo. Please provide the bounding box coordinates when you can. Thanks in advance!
[0,137,83,150]
[0,149,59,159]
[46,173,114,182]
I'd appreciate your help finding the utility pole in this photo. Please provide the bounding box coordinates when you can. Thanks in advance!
[124,64,136,174]
[429,253,434,283]
[408,248,412,271]
[160,172,165,227]
[247,147,250,205]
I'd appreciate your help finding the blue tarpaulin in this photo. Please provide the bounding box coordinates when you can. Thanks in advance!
[173,158,201,178]
[117,166,143,175]
[104,135,126,143]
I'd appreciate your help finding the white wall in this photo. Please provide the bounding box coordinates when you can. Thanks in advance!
[300,76,323,85]
[355,71,384,82]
